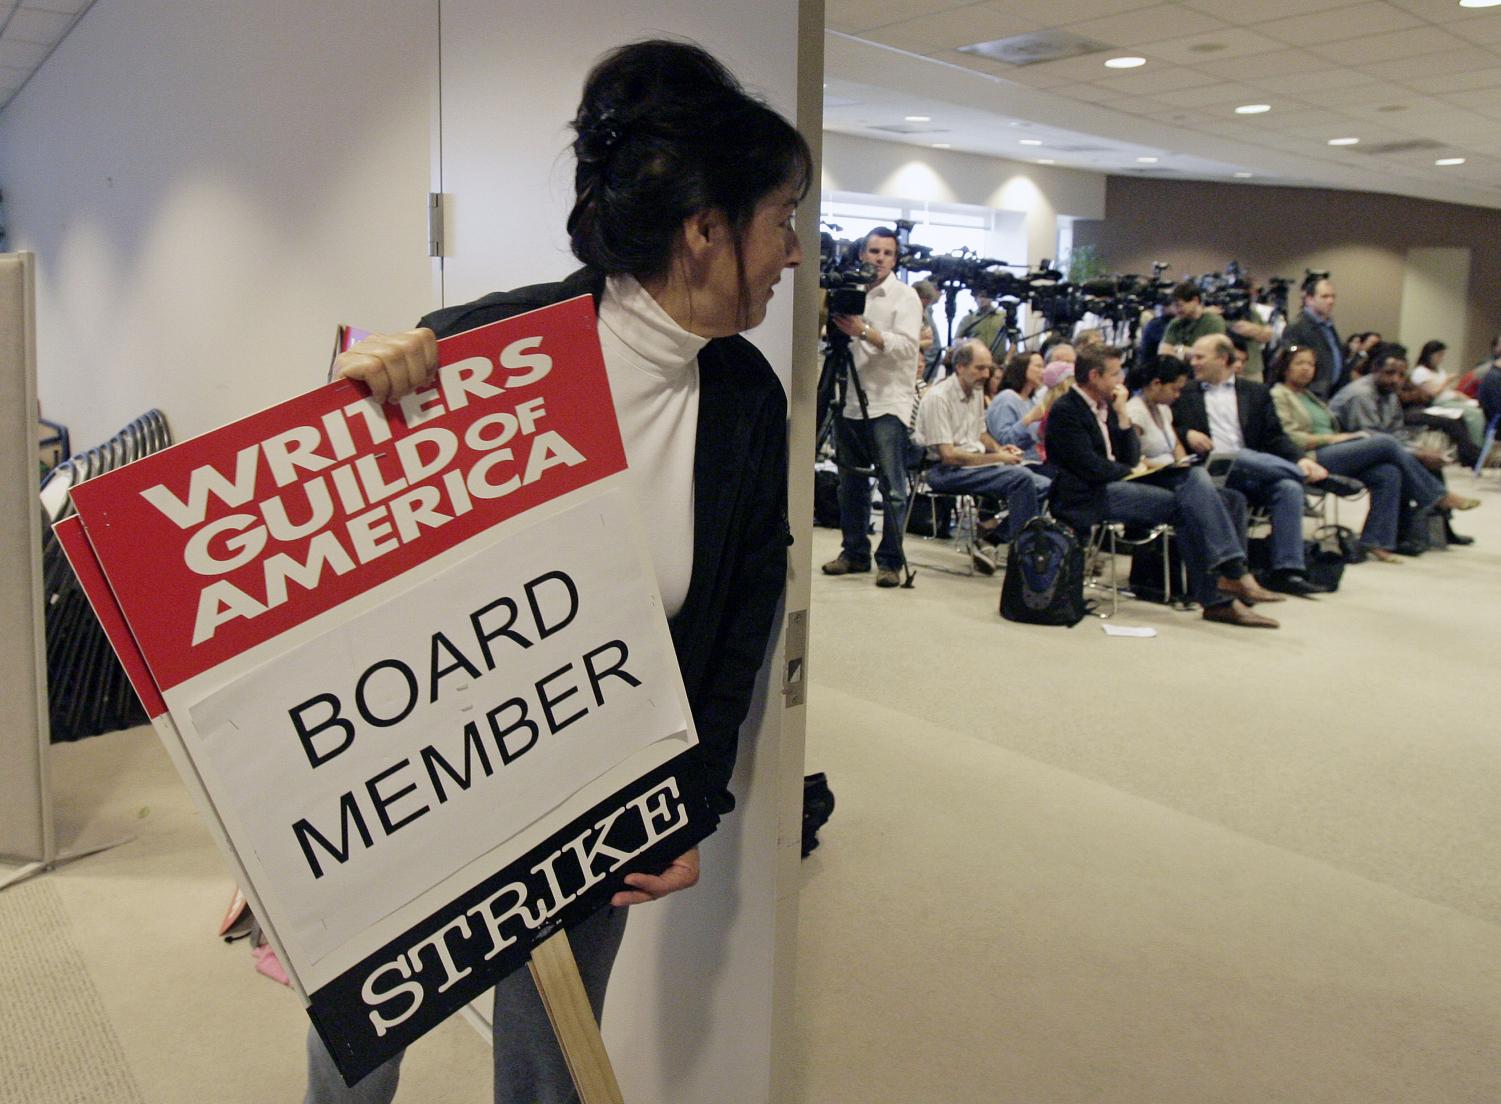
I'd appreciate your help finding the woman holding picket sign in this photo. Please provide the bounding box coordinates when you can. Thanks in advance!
[306,39,807,1104]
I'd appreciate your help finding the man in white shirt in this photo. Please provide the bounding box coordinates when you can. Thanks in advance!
[823,227,924,588]
[912,339,1047,554]
[1173,334,1329,597]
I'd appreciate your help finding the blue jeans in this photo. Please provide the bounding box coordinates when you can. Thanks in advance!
[925,462,1048,541]
[1224,450,1306,572]
[1103,466,1246,608]
[835,414,918,570]
[1314,434,1445,550]
[304,905,627,1104]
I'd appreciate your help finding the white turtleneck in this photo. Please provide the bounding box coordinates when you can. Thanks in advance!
[595,274,704,619]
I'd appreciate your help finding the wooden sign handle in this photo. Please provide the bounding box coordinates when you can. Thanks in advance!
[528,931,625,1104]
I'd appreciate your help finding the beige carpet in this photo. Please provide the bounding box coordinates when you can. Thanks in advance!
[0,878,144,1104]
[795,470,1501,1103]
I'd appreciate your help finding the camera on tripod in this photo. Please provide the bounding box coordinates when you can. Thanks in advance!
[819,228,875,317]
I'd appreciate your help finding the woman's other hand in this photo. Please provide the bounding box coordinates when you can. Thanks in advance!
[335,328,438,404]
[611,847,701,906]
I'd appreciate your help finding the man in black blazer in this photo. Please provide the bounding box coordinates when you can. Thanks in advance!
[1047,347,1280,627]
[1174,333,1329,596]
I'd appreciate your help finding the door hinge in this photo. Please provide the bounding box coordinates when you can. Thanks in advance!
[428,193,446,258]
[781,609,808,707]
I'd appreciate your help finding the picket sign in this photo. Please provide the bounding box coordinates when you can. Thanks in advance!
[63,296,707,1091]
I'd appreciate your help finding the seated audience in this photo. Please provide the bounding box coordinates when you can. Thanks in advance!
[913,339,1048,543]
[1047,346,1281,628]
[1331,344,1476,546]
[1269,345,1471,561]
[1033,359,1076,463]
[1406,338,1486,453]
[985,351,1045,461]
[1479,359,1501,429]
[1126,356,1195,468]
[1172,333,1329,596]
[914,279,943,383]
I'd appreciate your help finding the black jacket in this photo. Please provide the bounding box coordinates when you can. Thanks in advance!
[1045,387,1140,532]
[1171,378,1302,465]
[1281,312,1344,398]
[420,268,789,822]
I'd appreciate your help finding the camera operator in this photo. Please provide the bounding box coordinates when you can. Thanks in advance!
[1158,282,1225,360]
[914,279,943,382]
[823,226,924,588]
[1281,276,1345,398]
[955,289,1006,357]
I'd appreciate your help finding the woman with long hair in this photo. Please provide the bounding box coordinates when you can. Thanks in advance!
[315,39,809,1103]
[1269,344,1473,560]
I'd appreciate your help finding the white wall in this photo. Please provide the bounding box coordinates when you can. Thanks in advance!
[0,0,440,448]
[821,131,1106,268]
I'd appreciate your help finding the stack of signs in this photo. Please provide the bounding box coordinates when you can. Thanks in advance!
[63,296,713,1085]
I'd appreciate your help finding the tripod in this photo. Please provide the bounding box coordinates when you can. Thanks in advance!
[815,321,917,587]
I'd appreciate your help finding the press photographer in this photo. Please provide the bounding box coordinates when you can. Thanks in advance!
[821,226,923,588]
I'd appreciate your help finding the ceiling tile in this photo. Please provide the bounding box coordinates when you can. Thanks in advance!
[1309,25,1470,64]
[1094,65,1220,95]
[859,6,1044,52]
[3,6,73,43]
[1104,94,1180,115]
[1451,17,1501,45]
[1054,82,1127,104]
[23,0,91,13]
[1335,94,1454,120]
[825,0,980,35]
[974,0,1162,23]
[0,38,48,68]
[1069,3,1232,47]
[1155,82,1290,107]
[1146,29,1288,65]
[1182,0,1356,23]
[1213,47,1330,79]
[1440,89,1501,112]
[1257,2,1423,48]
[1401,67,1501,95]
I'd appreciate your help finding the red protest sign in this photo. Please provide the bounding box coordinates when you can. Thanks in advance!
[70,296,626,693]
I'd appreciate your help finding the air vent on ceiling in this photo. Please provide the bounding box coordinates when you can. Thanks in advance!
[1187,42,1229,54]
[1052,144,1111,153]
[959,31,1111,67]
[868,123,951,135]
[1359,139,1443,155]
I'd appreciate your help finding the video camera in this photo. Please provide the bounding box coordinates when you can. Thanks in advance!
[818,224,875,317]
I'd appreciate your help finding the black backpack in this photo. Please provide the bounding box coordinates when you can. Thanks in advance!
[1000,516,1090,626]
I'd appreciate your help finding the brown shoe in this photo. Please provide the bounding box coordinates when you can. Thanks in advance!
[875,567,902,588]
[1202,598,1279,629]
[822,556,870,576]
[1440,492,1481,511]
[1217,574,1286,604]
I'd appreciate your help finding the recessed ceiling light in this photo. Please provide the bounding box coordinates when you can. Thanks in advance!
[1037,159,1056,165]
[1234,172,1254,178]
[1327,137,1360,146]
[1105,56,1147,68]
[931,143,951,149]
[905,115,931,122]
[1136,156,1159,163]
[1436,157,1467,165]
[1235,103,1271,115]
[1019,139,1043,146]
[1460,0,1501,8]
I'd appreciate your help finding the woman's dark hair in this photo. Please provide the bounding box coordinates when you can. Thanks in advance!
[999,351,1035,394]
[567,40,812,311]
[1146,355,1190,388]
[1416,339,1447,368]
[1266,342,1316,386]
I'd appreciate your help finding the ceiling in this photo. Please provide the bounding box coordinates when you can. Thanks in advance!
[4,1,1501,209]
[0,0,89,111]
[824,0,1501,210]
